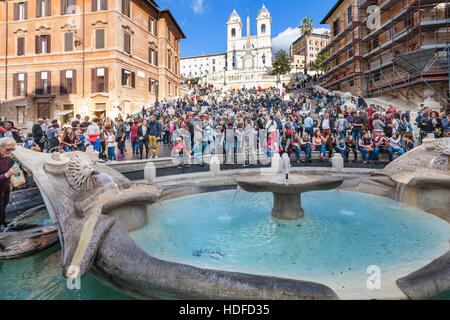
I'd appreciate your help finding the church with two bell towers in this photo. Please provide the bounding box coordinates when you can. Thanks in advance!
[181,4,281,89]
[226,5,273,72]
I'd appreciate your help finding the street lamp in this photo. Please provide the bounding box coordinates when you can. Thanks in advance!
[223,67,226,86]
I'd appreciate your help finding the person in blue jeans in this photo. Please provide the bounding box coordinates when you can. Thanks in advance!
[299,133,312,163]
[389,133,405,160]
[358,131,375,164]
[374,131,393,162]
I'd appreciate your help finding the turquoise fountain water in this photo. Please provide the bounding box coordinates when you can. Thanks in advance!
[0,211,135,300]
[130,190,450,300]
[0,193,449,300]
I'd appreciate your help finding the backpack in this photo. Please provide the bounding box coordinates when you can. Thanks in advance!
[398,121,407,134]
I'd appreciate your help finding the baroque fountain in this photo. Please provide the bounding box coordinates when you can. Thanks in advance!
[4,138,450,300]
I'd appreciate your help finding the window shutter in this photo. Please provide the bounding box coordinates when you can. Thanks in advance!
[95,29,104,49]
[61,0,66,15]
[17,37,24,56]
[14,3,19,21]
[72,69,77,94]
[36,0,42,17]
[35,72,41,95]
[121,0,125,15]
[121,69,125,86]
[13,74,18,97]
[131,72,135,88]
[92,0,97,11]
[91,68,96,93]
[24,1,28,19]
[104,68,108,92]
[102,0,107,10]
[24,73,28,96]
[46,0,51,16]
[35,35,40,54]
[124,33,130,54]
[47,71,51,94]
[155,51,158,66]
[46,35,51,53]
[154,19,158,35]
[64,33,73,51]
[60,70,66,94]
[149,48,151,64]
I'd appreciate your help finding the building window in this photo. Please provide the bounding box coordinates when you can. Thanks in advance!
[64,32,73,52]
[168,52,171,70]
[92,67,108,93]
[36,0,50,17]
[92,0,107,11]
[13,73,27,96]
[61,70,76,94]
[14,2,27,21]
[149,78,158,93]
[231,28,236,37]
[124,33,131,54]
[149,17,157,35]
[61,0,76,15]
[17,37,25,56]
[347,6,352,24]
[333,19,339,36]
[349,47,353,58]
[167,26,171,41]
[37,71,51,95]
[95,29,105,49]
[122,0,130,17]
[261,24,266,33]
[168,82,171,95]
[121,69,135,88]
[149,48,158,65]
[35,35,51,54]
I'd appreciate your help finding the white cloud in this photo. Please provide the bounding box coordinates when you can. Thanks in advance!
[191,0,204,13]
[272,27,330,52]
[313,27,330,35]
[272,27,300,52]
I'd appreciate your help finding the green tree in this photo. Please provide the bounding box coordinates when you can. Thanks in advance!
[299,17,314,74]
[314,51,331,72]
[272,50,292,76]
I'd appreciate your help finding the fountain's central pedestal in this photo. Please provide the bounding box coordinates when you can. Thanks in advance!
[235,174,344,220]
[272,193,304,220]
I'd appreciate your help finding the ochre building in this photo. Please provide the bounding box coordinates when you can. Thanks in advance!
[0,0,185,125]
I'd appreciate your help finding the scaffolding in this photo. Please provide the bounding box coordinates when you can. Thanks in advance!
[320,0,449,105]
[364,0,449,105]
[320,2,367,92]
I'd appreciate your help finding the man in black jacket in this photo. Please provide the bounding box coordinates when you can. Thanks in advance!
[137,120,150,159]
[32,119,45,151]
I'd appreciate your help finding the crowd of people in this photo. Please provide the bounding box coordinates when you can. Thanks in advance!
[1,84,449,166]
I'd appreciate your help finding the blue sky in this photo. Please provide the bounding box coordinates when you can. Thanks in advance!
[157,0,336,57]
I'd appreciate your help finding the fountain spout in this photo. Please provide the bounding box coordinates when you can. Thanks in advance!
[281,153,290,180]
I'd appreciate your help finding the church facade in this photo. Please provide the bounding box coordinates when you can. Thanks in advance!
[226,6,273,72]
[181,5,286,89]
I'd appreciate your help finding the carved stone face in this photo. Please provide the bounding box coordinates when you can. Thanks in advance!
[65,153,96,191]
